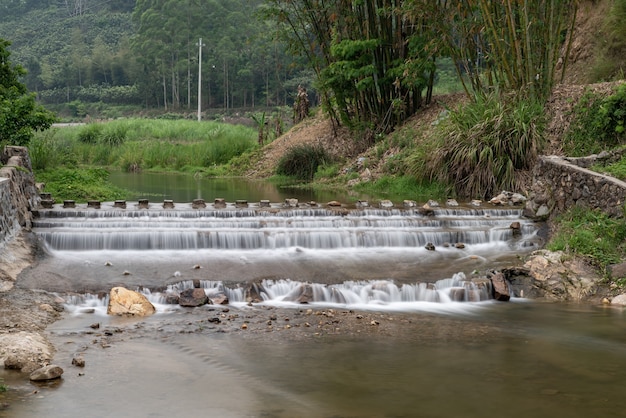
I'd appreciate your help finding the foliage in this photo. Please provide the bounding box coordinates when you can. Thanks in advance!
[421,0,577,103]
[36,167,128,202]
[77,124,103,144]
[276,144,330,180]
[592,152,626,180]
[0,1,306,112]
[563,84,626,156]
[352,176,449,203]
[423,93,545,199]
[31,119,257,173]
[264,0,436,136]
[0,38,56,146]
[590,0,626,82]
[547,207,626,272]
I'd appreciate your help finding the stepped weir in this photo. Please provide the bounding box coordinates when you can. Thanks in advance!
[30,198,542,309]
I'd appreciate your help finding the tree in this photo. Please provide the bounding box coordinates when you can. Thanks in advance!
[264,0,436,137]
[424,0,578,102]
[0,38,56,146]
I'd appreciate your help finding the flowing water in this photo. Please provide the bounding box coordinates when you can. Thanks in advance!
[3,186,626,417]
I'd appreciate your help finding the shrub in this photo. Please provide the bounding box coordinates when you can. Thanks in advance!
[101,125,127,147]
[564,84,626,156]
[424,93,545,199]
[77,124,103,144]
[276,144,330,180]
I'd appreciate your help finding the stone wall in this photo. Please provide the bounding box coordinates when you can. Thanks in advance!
[0,146,40,246]
[526,153,626,219]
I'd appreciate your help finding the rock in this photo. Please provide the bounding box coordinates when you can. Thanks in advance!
[379,200,394,208]
[327,200,342,207]
[72,354,85,367]
[0,331,55,373]
[490,191,527,206]
[29,364,64,381]
[282,283,314,304]
[107,287,156,316]
[510,221,522,236]
[446,199,459,207]
[244,280,265,303]
[455,243,466,249]
[610,294,626,306]
[208,292,229,305]
[523,250,600,301]
[490,272,510,301]
[427,199,440,207]
[284,198,299,208]
[419,204,435,216]
[178,288,209,307]
[425,242,436,251]
[608,262,626,279]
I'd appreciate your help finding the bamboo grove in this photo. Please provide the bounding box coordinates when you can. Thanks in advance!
[265,0,578,135]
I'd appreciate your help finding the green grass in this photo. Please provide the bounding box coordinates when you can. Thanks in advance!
[547,207,626,273]
[30,119,258,173]
[563,84,626,156]
[36,167,129,202]
[352,175,449,203]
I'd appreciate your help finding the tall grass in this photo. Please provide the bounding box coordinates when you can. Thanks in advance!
[30,119,257,172]
[416,93,545,199]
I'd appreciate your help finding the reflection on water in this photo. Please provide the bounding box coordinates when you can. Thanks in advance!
[2,302,626,418]
[108,171,360,204]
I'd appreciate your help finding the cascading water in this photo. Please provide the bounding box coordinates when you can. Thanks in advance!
[31,202,542,311]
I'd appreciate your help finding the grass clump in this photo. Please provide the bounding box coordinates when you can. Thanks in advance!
[563,84,626,156]
[420,93,545,199]
[276,144,330,180]
[547,207,626,273]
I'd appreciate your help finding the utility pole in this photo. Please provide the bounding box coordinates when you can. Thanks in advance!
[197,38,205,122]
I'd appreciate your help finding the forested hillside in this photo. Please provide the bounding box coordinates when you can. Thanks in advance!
[0,0,305,115]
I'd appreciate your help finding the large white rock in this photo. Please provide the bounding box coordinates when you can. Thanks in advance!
[610,294,626,306]
[107,287,156,316]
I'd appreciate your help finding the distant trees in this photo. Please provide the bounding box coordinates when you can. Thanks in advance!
[0,39,56,146]
[0,0,303,112]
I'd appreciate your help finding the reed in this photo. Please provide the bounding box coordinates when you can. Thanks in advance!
[30,119,257,172]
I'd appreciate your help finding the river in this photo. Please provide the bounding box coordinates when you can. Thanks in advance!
[1,173,625,417]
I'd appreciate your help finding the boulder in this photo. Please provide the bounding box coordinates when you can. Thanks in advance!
[610,294,626,306]
[208,292,229,305]
[0,331,55,373]
[282,283,314,304]
[179,288,209,307]
[608,262,626,280]
[107,287,156,316]
[490,272,510,301]
[522,250,600,301]
[29,364,64,381]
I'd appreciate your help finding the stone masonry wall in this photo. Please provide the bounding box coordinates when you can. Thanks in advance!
[526,154,626,219]
[0,146,40,246]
